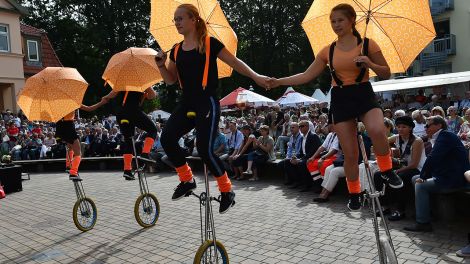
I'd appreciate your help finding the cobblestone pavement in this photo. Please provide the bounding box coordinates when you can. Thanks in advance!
[0,171,469,264]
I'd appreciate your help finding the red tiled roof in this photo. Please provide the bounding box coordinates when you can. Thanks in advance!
[20,24,63,76]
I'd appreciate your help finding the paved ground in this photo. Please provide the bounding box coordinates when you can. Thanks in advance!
[0,171,469,264]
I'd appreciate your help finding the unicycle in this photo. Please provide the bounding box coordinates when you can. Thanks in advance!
[188,163,230,264]
[65,147,97,232]
[358,134,398,264]
[131,137,160,228]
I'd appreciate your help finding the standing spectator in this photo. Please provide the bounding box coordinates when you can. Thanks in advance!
[446,106,464,134]
[404,116,470,232]
[31,123,42,135]
[423,95,441,111]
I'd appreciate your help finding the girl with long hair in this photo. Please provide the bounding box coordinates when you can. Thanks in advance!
[155,4,268,213]
[267,3,403,210]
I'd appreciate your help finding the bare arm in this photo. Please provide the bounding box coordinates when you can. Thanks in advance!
[144,87,157,100]
[155,51,178,85]
[217,48,268,88]
[356,51,391,80]
[271,58,327,88]
[397,138,424,172]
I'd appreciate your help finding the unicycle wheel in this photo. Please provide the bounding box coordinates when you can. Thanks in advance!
[379,235,398,264]
[134,193,160,228]
[72,197,97,232]
[194,240,229,264]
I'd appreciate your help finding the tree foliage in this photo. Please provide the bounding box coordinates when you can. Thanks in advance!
[19,0,332,115]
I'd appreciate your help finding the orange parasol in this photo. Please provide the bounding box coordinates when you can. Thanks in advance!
[102,47,162,92]
[150,0,237,78]
[17,67,88,122]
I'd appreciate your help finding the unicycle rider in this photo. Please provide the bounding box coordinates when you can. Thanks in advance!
[58,102,104,180]
[155,4,270,214]
[96,88,159,180]
[267,3,403,211]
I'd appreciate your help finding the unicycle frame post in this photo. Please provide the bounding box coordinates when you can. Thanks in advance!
[189,164,220,264]
[358,133,398,264]
[131,137,150,196]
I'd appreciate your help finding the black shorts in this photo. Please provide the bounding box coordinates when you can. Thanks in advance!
[55,120,78,144]
[329,82,380,124]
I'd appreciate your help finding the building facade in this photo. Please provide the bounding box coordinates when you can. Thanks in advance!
[0,0,27,112]
[409,0,470,76]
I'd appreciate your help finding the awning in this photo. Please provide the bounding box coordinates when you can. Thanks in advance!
[372,71,470,93]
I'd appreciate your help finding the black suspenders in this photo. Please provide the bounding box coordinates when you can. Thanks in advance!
[328,37,369,87]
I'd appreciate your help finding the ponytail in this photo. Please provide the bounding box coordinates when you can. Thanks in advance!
[195,18,208,54]
[352,24,362,40]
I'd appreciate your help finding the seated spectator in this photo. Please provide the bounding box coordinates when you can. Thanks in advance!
[22,133,42,160]
[384,117,395,137]
[383,109,393,120]
[226,121,244,178]
[6,121,19,143]
[458,90,470,112]
[277,122,303,185]
[393,109,406,119]
[446,105,464,134]
[242,125,275,181]
[40,132,56,159]
[274,113,291,158]
[415,89,427,105]
[307,127,340,192]
[231,125,256,180]
[423,95,441,111]
[80,127,94,157]
[90,127,106,156]
[431,106,445,118]
[314,122,371,203]
[314,114,329,141]
[404,116,470,232]
[411,110,427,138]
[374,116,426,221]
[213,131,229,161]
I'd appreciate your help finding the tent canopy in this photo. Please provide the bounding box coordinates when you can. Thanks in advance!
[312,89,327,102]
[150,109,171,120]
[220,87,276,108]
[372,71,470,93]
[277,87,318,108]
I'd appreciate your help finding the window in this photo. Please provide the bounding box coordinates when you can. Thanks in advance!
[0,24,10,52]
[27,40,39,61]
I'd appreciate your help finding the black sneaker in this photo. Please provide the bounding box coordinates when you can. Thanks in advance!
[172,179,197,200]
[139,153,155,163]
[69,174,82,181]
[219,191,236,214]
[123,170,135,180]
[380,170,403,189]
[347,193,361,211]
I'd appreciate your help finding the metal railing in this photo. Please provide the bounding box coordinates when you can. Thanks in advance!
[420,34,456,72]
[429,0,454,16]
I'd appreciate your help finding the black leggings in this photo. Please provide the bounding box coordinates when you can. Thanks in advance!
[117,108,158,154]
[161,96,225,177]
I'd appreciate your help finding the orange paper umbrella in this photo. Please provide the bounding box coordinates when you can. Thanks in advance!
[150,0,237,78]
[102,47,162,92]
[17,67,88,122]
[302,0,436,74]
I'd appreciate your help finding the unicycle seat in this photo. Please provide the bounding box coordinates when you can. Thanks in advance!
[69,175,82,181]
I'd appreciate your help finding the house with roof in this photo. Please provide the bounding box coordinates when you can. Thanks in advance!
[0,0,62,113]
